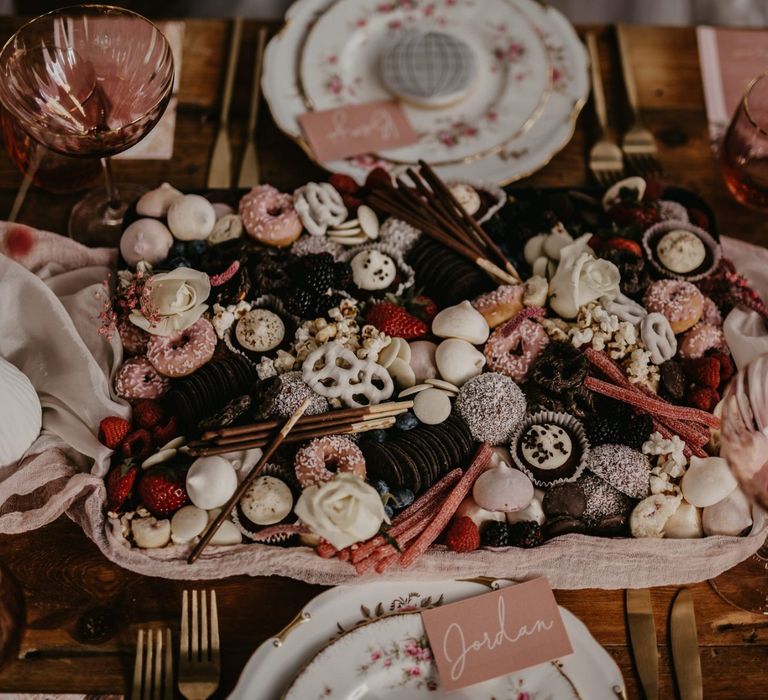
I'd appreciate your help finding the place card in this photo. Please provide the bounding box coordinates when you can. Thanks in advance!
[298,99,418,162]
[421,578,573,692]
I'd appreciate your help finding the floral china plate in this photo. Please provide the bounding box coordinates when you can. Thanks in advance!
[299,0,553,166]
[262,0,588,184]
[229,579,625,699]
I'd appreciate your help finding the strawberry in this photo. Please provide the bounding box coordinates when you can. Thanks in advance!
[105,459,138,512]
[152,415,179,447]
[687,386,719,413]
[642,178,664,202]
[138,467,189,517]
[608,201,661,229]
[364,301,428,339]
[604,237,643,257]
[363,167,392,191]
[444,516,480,553]
[341,194,364,211]
[132,399,166,430]
[687,208,710,231]
[684,357,721,389]
[121,428,154,461]
[711,352,735,383]
[98,416,131,449]
[328,173,358,195]
[409,295,438,322]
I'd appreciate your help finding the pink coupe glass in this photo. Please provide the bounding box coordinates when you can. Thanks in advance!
[0,5,174,245]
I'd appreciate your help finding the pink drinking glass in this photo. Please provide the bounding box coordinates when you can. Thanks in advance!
[0,5,174,246]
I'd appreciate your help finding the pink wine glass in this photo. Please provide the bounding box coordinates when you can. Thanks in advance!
[710,352,768,614]
[0,4,174,246]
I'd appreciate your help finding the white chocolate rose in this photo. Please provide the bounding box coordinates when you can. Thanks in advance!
[294,473,387,549]
[130,268,211,336]
[548,234,621,319]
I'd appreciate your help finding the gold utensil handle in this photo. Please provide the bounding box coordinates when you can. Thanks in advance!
[220,17,244,127]
[616,24,639,118]
[626,589,659,700]
[586,32,609,135]
[246,27,268,136]
[671,589,703,700]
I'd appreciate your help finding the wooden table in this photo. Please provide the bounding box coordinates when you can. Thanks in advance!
[0,20,766,699]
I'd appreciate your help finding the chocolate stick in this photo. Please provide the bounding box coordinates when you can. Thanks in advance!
[187,397,311,564]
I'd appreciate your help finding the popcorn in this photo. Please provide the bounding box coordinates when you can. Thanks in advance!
[624,347,660,392]
[256,356,278,381]
[291,300,363,361]
[211,300,253,339]
[643,432,687,478]
[539,317,571,342]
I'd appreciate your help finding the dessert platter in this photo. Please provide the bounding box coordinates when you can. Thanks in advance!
[79,163,768,586]
[229,578,625,699]
[262,0,589,183]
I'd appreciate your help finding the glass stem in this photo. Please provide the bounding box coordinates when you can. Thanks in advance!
[101,157,121,212]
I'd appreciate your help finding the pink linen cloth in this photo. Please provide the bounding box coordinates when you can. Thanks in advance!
[0,223,765,588]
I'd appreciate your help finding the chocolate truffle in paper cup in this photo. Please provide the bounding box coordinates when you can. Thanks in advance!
[642,220,721,282]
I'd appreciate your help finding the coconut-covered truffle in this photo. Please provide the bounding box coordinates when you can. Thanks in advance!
[586,443,652,499]
[455,372,526,445]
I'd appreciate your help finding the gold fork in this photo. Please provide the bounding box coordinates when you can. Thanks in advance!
[616,24,663,176]
[131,628,173,700]
[586,32,624,186]
[179,589,221,700]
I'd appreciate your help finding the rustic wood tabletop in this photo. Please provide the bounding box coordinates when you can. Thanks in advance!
[0,19,766,699]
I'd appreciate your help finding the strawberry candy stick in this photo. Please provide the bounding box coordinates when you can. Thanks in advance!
[399,443,493,569]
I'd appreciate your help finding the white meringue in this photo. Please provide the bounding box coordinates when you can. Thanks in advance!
[435,338,486,387]
[167,194,216,241]
[186,456,238,510]
[454,495,506,528]
[408,341,438,383]
[663,501,703,538]
[431,300,490,344]
[506,491,546,526]
[681,455,738,508]
[472,462,534,512]
[136,182,183,217]
[702,488,753,536]
[170,505,208,544]
[0,358,41,468]
[207,511,243,546]
[120,219,173,266]
[131,517,171,548]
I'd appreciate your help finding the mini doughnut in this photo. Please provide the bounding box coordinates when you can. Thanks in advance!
[117,315,150,355]
[484,318,550,383]
[679,322,727,360]
[146,318,217,378]
[114,357,170,400]
[643,280,704,334]
[701,296,723,327]
[472,284,524,328]
[640,312,678,365]
[294,435,366,488]
[239,185,302,247]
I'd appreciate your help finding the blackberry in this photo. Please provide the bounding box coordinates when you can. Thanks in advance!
[286,288,319,317]
[508,521,544,548]
[585,416,624,447]
[290,254,336,295]
[315,292,346,315]
[480,521,510,548]
[660,360,686,401]
[333,261,354,290]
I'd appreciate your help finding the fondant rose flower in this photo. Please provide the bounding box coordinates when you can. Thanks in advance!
[130,268,210,336]
[548,234,621,319]
[294,473,387,549]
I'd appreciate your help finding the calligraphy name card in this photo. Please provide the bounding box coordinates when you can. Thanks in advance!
[421,578,573,692]
[298,100,418,162]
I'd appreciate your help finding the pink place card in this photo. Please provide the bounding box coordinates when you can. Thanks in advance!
[421,578,573,692]
[298,100,418,162]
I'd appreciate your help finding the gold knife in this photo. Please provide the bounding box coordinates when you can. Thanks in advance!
[238,26,268,188]
[207,17,243,189]
[626,589,659,700]
[671,588,703,700]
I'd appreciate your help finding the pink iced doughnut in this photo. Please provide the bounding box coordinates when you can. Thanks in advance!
[484,318,550,383]
[701,296,723,327]
[114,357,169,400]
[117,315,150,355]
[643,280,704,334]
[146,318,217,378]
[679,322,727,359]
[239,185,302,248]
[294,435,366,488]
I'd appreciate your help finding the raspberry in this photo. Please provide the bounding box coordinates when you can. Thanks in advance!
[687,208,710,231]
[508,521,544,548]
[660,360,687,401]
[363,167,392,191]
[643,179,664,202]
[132,399,166,430]
[711,352,735,383]
[480,521,510,548]
[121,428,154,461]
[98,416,131,449]
[604,237,643,257]
[328,173,358,195]
[444,516,480,553]
[684,357,721,389]
[152,415,179,446]
[687,386,719,412]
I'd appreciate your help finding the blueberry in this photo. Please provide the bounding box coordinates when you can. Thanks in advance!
[391,488,414,509]
[169,241,186,258]
[395,412,419,431]
[367,429,388,443]
[384,504,395,520]
[168,257,192,269]
[373,480,390,497]
[187,239,208,256]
